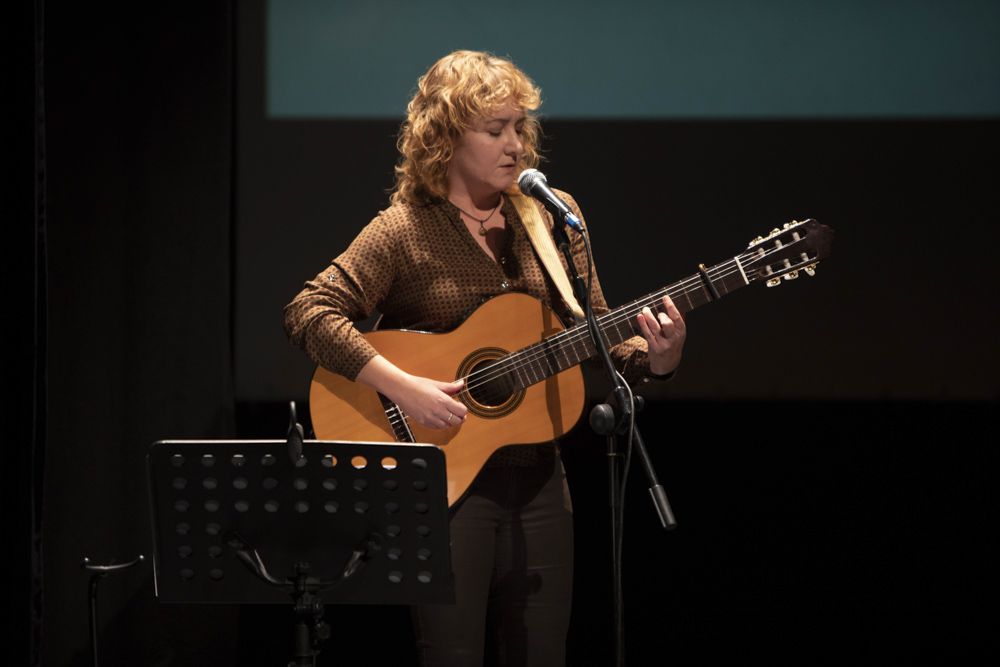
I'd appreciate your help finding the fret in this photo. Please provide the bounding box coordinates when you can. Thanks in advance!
[540,340,557,376]
[512,358,528,390]
[610,319,623,345]
[539,352,552,378]
[526,359,539,384]
[557,337,573,370]
[493,361,518,397]
[714,272,731,296]
[550,339,562,374]
[602,320,621,348]
[629,314,640,340]
[570,335,594,364]
[615,318,632,345]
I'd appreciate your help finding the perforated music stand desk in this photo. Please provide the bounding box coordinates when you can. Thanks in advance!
[147,439,453,606]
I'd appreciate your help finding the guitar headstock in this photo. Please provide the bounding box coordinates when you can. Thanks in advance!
[744,219,834,287]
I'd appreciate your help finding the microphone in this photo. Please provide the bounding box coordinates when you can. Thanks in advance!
[517,169,584,232]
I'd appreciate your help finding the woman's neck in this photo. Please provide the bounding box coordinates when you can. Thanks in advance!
[447,187,503,214]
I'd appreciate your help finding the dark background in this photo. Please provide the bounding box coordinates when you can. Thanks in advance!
[12,2,997,665]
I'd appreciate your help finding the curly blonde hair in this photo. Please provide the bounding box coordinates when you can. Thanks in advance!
[391,50,543,205]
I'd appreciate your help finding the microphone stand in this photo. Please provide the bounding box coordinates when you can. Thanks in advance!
[551,212,676,667]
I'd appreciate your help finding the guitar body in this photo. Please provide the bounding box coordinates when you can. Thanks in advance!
[309,292,586,505]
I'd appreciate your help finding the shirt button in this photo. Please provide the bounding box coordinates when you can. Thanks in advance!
[500,280,510,291]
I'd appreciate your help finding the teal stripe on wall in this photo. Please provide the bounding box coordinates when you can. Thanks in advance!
[267,0,1000,119]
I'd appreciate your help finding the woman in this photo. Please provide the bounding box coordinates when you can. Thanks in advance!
[284,50,685,666]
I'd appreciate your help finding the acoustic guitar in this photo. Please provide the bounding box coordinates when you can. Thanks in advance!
[309,219,834,505]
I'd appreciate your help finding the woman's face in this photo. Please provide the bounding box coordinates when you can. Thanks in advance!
[447,102,526,201]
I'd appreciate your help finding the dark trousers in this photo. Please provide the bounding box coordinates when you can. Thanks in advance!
[412,452,574,667]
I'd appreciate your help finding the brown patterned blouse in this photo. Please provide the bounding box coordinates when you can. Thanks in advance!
[283,191,653,386]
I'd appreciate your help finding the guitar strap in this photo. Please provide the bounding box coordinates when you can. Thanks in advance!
[507,190,586,321]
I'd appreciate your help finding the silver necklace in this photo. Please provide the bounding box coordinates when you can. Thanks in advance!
[453,202,500,236]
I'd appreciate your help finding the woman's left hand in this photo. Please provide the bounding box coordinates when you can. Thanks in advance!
[636,295,686,376]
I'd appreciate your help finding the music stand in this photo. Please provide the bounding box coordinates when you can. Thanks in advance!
[147,439,453,665]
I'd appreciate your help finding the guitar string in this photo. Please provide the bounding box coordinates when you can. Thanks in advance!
[401,275,709,412]
[460,240,803,398]
[460,276,703,403]
[544,232,810,342]
[462,235,817,399]
[382,239,802,423]
[382,234,813,416]
[460,243,773,393]
[378,232,801,417]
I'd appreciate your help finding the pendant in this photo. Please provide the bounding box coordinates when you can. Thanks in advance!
[478,225,487,236]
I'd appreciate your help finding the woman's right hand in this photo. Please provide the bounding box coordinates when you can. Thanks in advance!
[356,355,468,429]
[388,374,467,430]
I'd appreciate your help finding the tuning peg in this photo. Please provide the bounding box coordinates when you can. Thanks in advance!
[766,277,782,287]
[783,270,799,280]
[804,264,817,277]
[747,235,764,247]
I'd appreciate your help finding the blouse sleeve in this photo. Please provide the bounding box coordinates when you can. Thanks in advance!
[282,213,398,380]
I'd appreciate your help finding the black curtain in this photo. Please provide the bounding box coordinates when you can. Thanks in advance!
[38,4,238,665]
[7,1,47,665]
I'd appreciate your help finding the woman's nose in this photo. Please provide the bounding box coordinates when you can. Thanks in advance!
[506,129,523,155]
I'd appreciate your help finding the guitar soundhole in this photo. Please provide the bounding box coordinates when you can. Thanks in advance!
[458,347,525,419]
[466,360,516,407]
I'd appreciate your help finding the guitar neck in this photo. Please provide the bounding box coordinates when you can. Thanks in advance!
[490,253,754,389]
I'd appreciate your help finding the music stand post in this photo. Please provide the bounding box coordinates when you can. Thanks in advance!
[147,439,454,665]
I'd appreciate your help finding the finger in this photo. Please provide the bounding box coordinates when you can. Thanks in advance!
[636,311,653,339]
[437,391,468,419]
[434,408,461,428]
[662,297,686,333]
[443,409,466,425]
[637,313,665,352]
[641,307,661,335]
[657,310,673,332]
[440,378,465,395]
[449,401,468,419]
